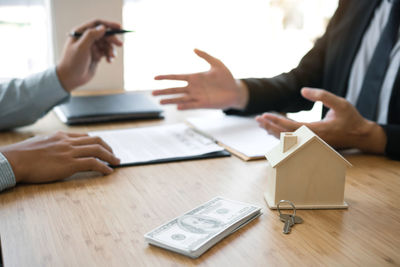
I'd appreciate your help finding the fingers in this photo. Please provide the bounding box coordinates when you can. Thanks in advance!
[256,113,301,137]
[256,115,287,138]
[77,25,107,49]
[96,37,120,62]
[152,87,187,96]
[301,88,346,110]
[258,113,301,131]
[100,40,114,63]
[65,132,88,138]
[69,135,121,175]
[70,135,114,153]
[92,44,104,62]
[50,132,114,154]
[73,19,121,34]
[74,158,114,175]
[73,22,122,63]
[154,74,190,82]
[194,48,223,67]
[101,40,118,63]
[72,145,120,166]
[50,131,87,141]
[153,49,222,84]
[177,101,204,110]
[106,35,123,47]
[160,96,192,105]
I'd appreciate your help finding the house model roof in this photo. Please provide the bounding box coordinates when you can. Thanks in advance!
[265,125,352,168]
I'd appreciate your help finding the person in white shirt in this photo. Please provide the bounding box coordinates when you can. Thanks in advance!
[0,19,123,192]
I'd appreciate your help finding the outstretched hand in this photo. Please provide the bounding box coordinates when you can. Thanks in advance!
[57,19,123,92]
[0,132,120,184]
[152,49,248,110]
[256,88,387,154]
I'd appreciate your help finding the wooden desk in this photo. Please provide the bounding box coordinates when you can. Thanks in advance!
[1,108,400,267]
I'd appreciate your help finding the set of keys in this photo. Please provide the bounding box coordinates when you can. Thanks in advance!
[277,200,303,234]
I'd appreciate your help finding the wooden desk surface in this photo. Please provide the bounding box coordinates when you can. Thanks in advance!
[1,108,400,267]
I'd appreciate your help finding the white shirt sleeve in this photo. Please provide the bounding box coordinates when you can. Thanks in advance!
[0,66,70,130]
[0,152,16,192]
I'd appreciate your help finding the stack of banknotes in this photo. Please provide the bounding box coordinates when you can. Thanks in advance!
[144,197,262,258]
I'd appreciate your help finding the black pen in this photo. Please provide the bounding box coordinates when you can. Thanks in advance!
[69,29,133,38]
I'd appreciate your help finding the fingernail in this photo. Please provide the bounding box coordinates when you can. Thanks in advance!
[96,25,105,31]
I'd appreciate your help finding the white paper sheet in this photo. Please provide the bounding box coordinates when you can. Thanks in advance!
[187,115,279,160]
[89,123,224,165]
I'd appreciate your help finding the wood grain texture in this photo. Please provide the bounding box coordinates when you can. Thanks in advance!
[1,107,400,267]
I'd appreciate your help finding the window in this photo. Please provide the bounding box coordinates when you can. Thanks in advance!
[0,0,51,82]
[123,0,338,91]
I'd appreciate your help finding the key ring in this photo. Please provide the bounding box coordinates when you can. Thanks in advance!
[277,200,296,217]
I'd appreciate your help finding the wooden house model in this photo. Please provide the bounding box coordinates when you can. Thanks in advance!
[264,125,351,209]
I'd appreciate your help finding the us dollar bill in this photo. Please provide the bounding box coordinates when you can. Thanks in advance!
[144,197,262,258]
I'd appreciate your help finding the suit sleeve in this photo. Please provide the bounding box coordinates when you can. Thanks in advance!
[225,0,349,116]
[0,66,70,130]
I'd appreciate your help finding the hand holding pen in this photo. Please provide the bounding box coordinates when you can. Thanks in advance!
[56,19,126,92]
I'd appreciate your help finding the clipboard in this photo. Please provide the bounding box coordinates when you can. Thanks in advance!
[114,150,230,167]
[89,123,230,167]
[186,115,279,161]
[186,124,257,161]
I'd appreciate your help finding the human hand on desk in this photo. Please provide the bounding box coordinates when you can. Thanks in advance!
[256,88,387,154]
[152,49,249,110]
[0,132,120,184]
[57,19,123,92]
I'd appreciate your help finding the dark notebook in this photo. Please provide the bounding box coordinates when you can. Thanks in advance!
[54,92,163,125]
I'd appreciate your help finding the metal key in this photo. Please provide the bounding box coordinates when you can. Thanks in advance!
[282,215,295,234]
[279,214,304,224]
[277,200,303,234]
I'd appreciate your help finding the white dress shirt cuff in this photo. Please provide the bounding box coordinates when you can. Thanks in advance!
[0,152,16,192]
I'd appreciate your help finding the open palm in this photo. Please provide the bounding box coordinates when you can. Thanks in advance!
[152,49,244,110]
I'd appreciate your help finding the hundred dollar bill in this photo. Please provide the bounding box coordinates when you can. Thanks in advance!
[144,197,262,258]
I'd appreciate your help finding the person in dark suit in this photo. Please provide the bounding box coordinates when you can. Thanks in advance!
[152,0,400,159]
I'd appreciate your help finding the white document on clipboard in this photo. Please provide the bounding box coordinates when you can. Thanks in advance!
[89,123,229,166]
[186,115,279,161]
